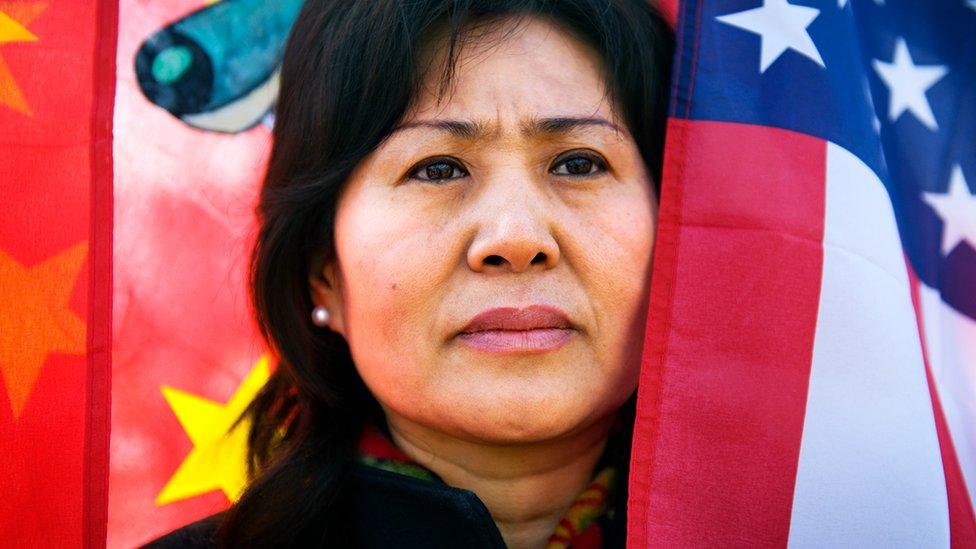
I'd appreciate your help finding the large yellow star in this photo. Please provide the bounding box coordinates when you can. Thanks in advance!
[156,355,271,505]
[0,243,87,418]
[0,2,46,116]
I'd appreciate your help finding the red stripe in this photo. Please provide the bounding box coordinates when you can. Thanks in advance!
[907,263,976,547]
[627,117,687,549]
[629,119,825,546]
[83,0,118,547]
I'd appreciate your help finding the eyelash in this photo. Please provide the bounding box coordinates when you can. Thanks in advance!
[407,150,609,183]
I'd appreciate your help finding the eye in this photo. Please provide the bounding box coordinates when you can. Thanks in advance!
[408,157,468,182]
[550,151,607,177]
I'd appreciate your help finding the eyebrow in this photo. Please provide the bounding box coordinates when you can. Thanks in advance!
[391,116,622,139]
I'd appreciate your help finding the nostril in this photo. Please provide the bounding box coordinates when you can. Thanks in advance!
[485,255,504,266]
[531,252,547,264]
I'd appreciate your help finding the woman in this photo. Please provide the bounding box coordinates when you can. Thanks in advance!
[147,0,673,547]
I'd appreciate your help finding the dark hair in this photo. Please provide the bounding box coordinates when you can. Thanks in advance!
[217,0,673,545]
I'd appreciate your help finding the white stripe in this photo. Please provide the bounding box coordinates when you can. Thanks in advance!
[921,283,976,513]
[787,142,949,547]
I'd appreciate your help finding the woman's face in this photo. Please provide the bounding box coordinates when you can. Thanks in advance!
[311,16,658,444]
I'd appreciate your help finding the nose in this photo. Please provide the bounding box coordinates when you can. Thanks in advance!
[466,183,561,273]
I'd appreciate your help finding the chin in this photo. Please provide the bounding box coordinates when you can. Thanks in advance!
[446,393,613,446]
[373,363,636,445]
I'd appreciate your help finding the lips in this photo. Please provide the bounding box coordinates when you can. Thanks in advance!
[459,305,575,334]
[456,305,577,354]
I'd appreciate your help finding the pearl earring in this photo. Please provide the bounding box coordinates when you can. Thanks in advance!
[311,305,330,327]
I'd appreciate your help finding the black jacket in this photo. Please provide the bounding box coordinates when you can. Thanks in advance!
[143,461,627,548]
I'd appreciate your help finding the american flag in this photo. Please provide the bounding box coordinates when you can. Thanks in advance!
[628,0,976,545]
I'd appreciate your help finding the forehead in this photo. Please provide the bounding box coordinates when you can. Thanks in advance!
[404,15,614,125]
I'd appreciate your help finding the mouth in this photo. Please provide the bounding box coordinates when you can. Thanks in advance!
[457,305,576,354]
[457,327,575,354]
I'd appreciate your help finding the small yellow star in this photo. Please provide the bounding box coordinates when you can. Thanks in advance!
[0,242,87,418]
[155,355,271,505]
[0,2,46,116]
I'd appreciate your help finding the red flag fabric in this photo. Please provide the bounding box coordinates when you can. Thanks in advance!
[1,0,269,546]
[0,0,115,546]
[105,1,271,546]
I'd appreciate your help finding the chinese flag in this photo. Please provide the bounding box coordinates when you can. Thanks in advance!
[1,0,270,546]
[0,0,114,546]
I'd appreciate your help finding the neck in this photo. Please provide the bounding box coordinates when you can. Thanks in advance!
[385,414,615,549]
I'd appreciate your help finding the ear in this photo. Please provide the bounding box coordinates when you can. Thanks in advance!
[308,258,346,336]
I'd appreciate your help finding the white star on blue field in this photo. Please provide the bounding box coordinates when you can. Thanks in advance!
[685,0,976,319]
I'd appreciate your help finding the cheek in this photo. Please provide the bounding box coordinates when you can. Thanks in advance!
[333,189,452,394]
[580,186,656,367]
[603,204,655,277]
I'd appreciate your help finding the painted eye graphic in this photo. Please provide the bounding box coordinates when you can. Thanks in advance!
[134,0,303,133]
